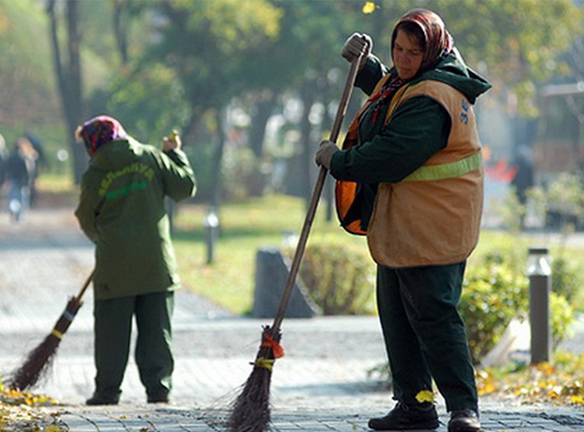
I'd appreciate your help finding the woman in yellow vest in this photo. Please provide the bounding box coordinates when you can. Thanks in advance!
[316,9,490,432]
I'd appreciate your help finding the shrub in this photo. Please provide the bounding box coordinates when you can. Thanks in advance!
[550,292,574,349]
[292,239,375,315]
[461,261,528,363]
[461,255,575,364]
[551,256,581,305]
[368,246,577,382]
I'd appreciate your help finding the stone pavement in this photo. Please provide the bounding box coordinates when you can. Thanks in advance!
[0,205,583,431]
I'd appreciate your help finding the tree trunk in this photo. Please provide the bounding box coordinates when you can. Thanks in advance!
[47,0,86,184]
[248,92,276,197]
[66,0,85,183]
[113,0,129,65]
[248,92,276,158]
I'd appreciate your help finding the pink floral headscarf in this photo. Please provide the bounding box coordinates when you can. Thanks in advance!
[77,115,127,156]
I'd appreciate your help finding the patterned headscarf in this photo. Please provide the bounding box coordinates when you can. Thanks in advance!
[77,115,127,156]
[391,8,453,73]
[365,10,453,125]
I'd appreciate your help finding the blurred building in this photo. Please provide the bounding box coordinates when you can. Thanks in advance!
[535,81,584,185]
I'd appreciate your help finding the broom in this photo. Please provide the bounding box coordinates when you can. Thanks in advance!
[228,53,364,432]
[8,270,94,391]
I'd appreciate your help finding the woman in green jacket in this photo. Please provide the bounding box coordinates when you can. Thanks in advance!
[316,9,490,432]
[75,115,196,405]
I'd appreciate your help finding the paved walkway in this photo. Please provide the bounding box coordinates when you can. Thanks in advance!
[0,205,583,431]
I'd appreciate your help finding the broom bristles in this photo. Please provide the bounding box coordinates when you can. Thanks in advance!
[8,297,82,391]
[228,367,273,432]
[8,333,61,391]
[228,326,281,432]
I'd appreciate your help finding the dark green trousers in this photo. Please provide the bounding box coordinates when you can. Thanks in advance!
[376,262,478,412]
[93,291,174,400]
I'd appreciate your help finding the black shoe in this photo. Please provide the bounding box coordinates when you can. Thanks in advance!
[368,402,439,430]
[85,394,119,406]
[448,409,480,432]
[147,392,169,403]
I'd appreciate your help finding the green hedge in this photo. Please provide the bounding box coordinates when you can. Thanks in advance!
[461,255,574,363]
[552,255,583,305]
[294,241,575,365]
[294,239,376,315]
[369,253,575,382]
[460,258,527,362]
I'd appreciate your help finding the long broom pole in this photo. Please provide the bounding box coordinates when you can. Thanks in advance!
[228,53,364,432]
[271,60,361,332]
[8,270,94,390]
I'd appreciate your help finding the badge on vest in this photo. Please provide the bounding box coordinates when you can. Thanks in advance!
[460,99,469,125]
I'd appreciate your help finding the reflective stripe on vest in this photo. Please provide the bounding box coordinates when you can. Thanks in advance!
[402,152,481,182]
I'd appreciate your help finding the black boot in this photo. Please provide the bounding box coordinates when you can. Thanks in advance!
[368,402,439,430]
[85,393,119,406]
[147,391,169,404]
[448,409,480,432]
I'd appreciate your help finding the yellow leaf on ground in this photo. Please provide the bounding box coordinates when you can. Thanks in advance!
[535,363,555,376]
[415,390,435,403]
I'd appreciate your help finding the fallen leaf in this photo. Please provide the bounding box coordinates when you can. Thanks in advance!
[415,390,435,403]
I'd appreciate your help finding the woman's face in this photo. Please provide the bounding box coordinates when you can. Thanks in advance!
[392,29,424,80]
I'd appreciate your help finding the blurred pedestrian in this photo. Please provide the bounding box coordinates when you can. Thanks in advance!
[75,115,196,405]
[511,144,534,228]
[5,137,37,222]
[316,9,490,432]
[24,131,47,207]
[0,133,7,190]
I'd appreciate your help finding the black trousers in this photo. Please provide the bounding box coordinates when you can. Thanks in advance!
[93,291,174,399]
[376,262,478,412]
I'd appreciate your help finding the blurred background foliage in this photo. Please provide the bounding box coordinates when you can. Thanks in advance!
[0,0,582,195]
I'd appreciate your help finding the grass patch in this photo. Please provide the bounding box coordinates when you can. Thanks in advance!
[36,173,76,194]
[173,194,369,314]
[34,173,78,207]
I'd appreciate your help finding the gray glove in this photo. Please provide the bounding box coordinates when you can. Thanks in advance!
[341,32,372,70]
[315,140,339,170]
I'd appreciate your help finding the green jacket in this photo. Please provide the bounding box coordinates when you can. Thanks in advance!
[75,137,196,300]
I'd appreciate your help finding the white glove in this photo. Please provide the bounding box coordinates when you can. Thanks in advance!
[341,32,372,69]
[315,140,339,170]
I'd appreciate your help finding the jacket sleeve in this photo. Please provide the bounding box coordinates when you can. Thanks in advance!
[154,148,197,202]
[330,96,451,184]
[355,55,390,96]
[74,174,101,243]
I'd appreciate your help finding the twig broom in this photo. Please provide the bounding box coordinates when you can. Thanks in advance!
[228,54,363,432]
[8,270,94,390]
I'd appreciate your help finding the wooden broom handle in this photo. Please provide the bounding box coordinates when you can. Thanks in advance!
[271,55,363,332]
[75,269,95,303]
